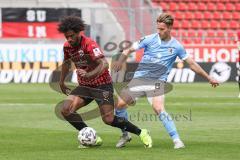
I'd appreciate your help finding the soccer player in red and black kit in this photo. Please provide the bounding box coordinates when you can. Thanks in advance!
[57,16,152,148]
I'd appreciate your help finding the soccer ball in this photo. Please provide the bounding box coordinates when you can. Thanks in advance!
[78,127,97,146]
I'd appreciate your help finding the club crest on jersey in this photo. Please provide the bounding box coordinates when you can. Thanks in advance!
[93,48,102,57]
[168,48,174,54]
[78,49,84,57]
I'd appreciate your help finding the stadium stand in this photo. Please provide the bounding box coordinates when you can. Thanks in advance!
[152,0,239,44]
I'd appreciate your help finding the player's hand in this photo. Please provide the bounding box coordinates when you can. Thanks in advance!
[208,77,219,88]
[59,82,71,95]
[112,61,123,72]
[77,69,89,78]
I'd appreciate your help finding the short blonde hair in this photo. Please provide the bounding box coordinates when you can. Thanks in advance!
[157,13,174,27]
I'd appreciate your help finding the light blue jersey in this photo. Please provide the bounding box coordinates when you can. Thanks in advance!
[132,33,189,81]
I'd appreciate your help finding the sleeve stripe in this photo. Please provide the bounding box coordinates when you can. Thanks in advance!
[181,53,189,60]
[132,42,140,50]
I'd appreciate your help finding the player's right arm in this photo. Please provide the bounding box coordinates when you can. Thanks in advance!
[59,49,71,95]
[112,35,149,72]
[112,47,136,72]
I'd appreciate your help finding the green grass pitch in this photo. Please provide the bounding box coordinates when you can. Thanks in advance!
[0,83,239,160]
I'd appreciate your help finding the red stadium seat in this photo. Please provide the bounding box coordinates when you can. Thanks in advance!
[197,30,204,37]
[201,20,209,29]
[194,38,202,44]
[191,20,201,29]
[219,21,228,29]
[182,20,191,29]
[171,30,178,37]
[179,2,188,11]
[160,2,168,11]
[207,30,215,37]
[169,2,177,11]
[188,3,198,11]
[227,32,235,37]
[229,21,239,29]
[216,31,225,38]
[226,31,236,43]
[194,30,204,44]
[210,20,219,29]
[217,3,225,11]
[152,0,239,45]
[227,32,235,40]
[204,38,213,44]
[212,12,222,20]
[225,3,235,11]
[180,30,188,38]
[207,3,216,11]
[198,3,207,11]
[188,30,197,37]
[194,12,204,20]
[173,21,181,29]
[213,38,225,44]
[175,12,184,20]
[222,12,232,20]
[204,12,213,20]
[182,38,192,44]
[216,32,226,44]
[232,12,240,20]
[236,3,240,11]
[184,12,194,20]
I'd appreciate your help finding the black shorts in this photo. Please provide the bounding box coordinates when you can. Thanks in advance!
[70,83,114,106]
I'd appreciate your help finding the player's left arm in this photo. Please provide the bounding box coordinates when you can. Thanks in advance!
[184,57,219,88]
[77,42,108,79]
[80,58,108,79]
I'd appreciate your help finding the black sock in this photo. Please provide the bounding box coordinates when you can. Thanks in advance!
[64,112,87,131]
[111,116,141,135]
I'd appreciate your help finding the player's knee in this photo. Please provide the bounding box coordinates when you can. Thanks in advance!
[115,99,129,109]
[61,107,71,117]
[153,107,164,115]
[60,102,72,117]
[102,114,114,125]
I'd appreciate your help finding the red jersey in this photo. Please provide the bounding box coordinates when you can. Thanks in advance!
[63,35,112,87]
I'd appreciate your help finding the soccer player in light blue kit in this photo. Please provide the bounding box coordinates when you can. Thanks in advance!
[113,13,219,149]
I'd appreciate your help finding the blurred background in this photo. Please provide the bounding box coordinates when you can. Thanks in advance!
[0,1,239,159]
[0,0,239,84]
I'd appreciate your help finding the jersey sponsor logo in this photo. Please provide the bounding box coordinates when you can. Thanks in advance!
[93,48,102,57]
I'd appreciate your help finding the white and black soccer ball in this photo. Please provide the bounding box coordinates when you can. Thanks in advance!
[78,127,97,146]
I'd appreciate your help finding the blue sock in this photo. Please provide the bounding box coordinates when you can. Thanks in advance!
[115,108,128,134]
[159,111,180,140]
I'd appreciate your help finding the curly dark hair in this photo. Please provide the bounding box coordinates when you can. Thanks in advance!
[58,16,85,33]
